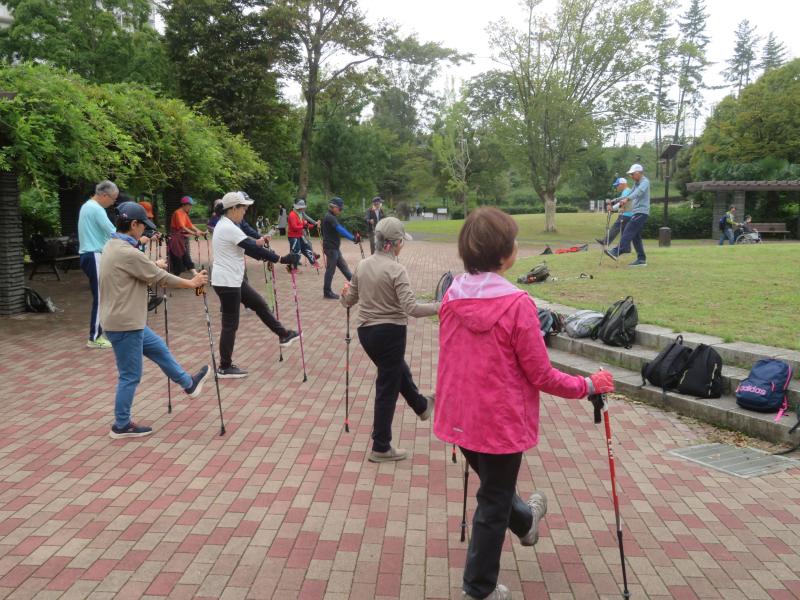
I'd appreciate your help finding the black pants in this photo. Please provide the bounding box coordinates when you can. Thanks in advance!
[461,449,533,599]
[358,324,427,452]
[323,248,352,295]
[368,231,376,254]
[213,281,288,369]
[606,214,630,245]
[169,237,195,275]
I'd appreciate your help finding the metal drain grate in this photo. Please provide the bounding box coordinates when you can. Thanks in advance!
[669,443,800,478]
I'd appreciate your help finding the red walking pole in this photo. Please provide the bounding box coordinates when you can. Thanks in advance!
[590,393,631,599]
[288,265,308,382]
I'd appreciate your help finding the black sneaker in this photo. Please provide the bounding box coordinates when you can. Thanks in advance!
[217,365,248,379]
[184,365,209,398]
[279,331,300,348]
[323,292,340,300]
[628,259,647,267]
[603,248,618,262]
[109,422,153,439]
[147,292,163,312]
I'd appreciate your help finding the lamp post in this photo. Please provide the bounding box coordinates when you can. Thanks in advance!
[658,144,683,248]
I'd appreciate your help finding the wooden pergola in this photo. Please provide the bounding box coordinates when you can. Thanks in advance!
[686,180,800,238]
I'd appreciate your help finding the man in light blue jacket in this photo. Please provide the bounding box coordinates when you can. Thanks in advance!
[604,164,650,267]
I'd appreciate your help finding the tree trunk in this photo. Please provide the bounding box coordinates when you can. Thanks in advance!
[457,191,467,219]
[297,50,320,200]
[543,191,557,232]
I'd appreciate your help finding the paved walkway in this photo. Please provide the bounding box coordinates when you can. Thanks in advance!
[1,239,799,600]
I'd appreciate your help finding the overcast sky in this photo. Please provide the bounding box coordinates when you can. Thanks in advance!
[355,0,799,143]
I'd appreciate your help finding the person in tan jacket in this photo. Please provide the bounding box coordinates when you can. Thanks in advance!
[100,202,209,440]
[340,217,439,463]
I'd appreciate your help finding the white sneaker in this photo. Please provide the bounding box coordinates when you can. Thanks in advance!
[368,447,408,463]
[419,395,435,421]
[519,491,548,546]
[463,584,511,600]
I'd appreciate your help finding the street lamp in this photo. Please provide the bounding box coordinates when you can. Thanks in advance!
[658,143,683,247]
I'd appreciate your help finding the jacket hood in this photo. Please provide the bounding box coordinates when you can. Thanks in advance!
[443,272,528,333]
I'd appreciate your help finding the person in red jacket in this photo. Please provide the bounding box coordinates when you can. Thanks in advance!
[287,199,318,266]
[433,207,614,600]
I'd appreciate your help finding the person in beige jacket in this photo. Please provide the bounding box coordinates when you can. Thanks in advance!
[340,217,439,463]
[100,202,209,440]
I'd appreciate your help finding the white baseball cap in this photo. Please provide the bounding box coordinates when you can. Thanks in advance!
[221,191,253,209]
[626,163,644,174]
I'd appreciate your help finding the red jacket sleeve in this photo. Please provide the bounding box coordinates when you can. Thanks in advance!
[511,297,588,399]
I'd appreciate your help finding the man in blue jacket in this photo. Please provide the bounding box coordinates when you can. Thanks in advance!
[321,197,360,299]
[604,164,650,267]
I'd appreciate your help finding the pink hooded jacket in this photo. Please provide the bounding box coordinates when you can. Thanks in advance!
[433,272,589,454]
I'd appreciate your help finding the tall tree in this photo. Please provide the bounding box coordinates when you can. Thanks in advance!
[760,32,787,72]
[274,0,459,199]
[162,0,298,201]
[432,95,472,218]
[723,19,760,96]
[0,0,169,88]
[673,0,710,143]
[648,1,677,176]
[487,0,657,231]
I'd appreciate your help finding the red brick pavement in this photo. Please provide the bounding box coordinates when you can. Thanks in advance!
[1,239,799,599]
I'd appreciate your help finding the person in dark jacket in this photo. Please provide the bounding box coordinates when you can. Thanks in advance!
[365,196,384,254]
[211,192,300,379]
[321,197,359,299]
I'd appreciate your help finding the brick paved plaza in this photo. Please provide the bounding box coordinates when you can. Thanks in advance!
[1,239,799,599]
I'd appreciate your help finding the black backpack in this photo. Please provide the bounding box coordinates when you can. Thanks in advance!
[435,271,454,301]
[537,308,565,338]
[517,263,550,284]
[24,287,53,313]
[641,335,693,390]
[718,215,727,231]
[676,344,723,398]
[592,296,638,348]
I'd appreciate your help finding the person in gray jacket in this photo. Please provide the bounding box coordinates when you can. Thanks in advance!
[340,217,439,463]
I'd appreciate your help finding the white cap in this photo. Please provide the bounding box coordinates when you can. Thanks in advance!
[221,191,253,209]
[626,163,644,174]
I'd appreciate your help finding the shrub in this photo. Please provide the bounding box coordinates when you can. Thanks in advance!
[642,204,712,239]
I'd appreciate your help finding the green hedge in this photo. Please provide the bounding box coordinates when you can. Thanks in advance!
[642,204,712,239]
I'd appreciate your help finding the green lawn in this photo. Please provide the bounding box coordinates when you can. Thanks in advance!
[406,212,712,246]
[508,243,800,351]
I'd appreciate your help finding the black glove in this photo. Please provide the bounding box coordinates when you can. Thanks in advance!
[279,253,300,267]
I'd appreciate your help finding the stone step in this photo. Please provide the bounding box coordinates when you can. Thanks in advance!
[547,334,800,409]
[547,348,800,446]
[535,298,800,379]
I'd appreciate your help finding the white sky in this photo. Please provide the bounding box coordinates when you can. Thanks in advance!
[352,0,799,143]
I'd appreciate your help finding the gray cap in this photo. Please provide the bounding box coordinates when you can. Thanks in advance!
[375,217,412,242]
[293,199,306,210]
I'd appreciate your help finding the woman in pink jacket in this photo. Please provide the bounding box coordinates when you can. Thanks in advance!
[433,207,614,600]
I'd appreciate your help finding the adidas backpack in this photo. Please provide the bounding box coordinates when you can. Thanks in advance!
[591,296,638,348]
[676,344,723,398]
[736,359,794,414]
[517,263,549,284]
[564,310,605,339]
[641,335,693,390]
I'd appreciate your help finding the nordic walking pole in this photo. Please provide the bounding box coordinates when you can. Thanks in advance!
[599,208,612,267]
[345,306,351,432]
[159,236,172,414]
[589,392,630,599]
[288,264,308,382]
[356,233,366,260]
[264,237,283,362]
[197,282,226,436]
[460,456,469,542]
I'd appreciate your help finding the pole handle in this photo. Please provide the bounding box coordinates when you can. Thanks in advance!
[589,393,605,424]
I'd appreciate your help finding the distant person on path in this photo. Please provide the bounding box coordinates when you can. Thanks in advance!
[365,196,384,254]
[322,197,359,300]
[211,192,299,379]
[433,207,614,600]
[78,180,139,349]
[287,199,318,267]
[100,201,210,439]
[719,205,739,246]
[604,163,650,267]
[168,196,203,275]
[340,217,437,463]
[277,203,288,236]
[596,177,632,246]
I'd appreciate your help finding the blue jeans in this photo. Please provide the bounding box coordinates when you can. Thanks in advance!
[719,227,735,245]
[614,213,647,261]
[106,327,193,429]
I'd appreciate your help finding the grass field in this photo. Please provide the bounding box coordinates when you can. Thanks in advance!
[406,214,800,350]
[406,212,713,246]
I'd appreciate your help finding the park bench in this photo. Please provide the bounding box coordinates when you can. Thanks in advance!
[26,235,79,281]
[751,222,789,239]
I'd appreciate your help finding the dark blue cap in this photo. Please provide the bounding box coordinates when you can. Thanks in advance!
[329,197,344,209]
[117,201,156,230]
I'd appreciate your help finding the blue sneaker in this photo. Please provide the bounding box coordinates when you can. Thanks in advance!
[184,365,209,398]
[109,422,153,439]
[628,259,647,267]
[603,248,618,262]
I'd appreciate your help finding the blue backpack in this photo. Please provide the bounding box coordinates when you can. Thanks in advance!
[735,359,794,416]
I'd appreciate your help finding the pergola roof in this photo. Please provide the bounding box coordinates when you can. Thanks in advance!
[687,180,800,192]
